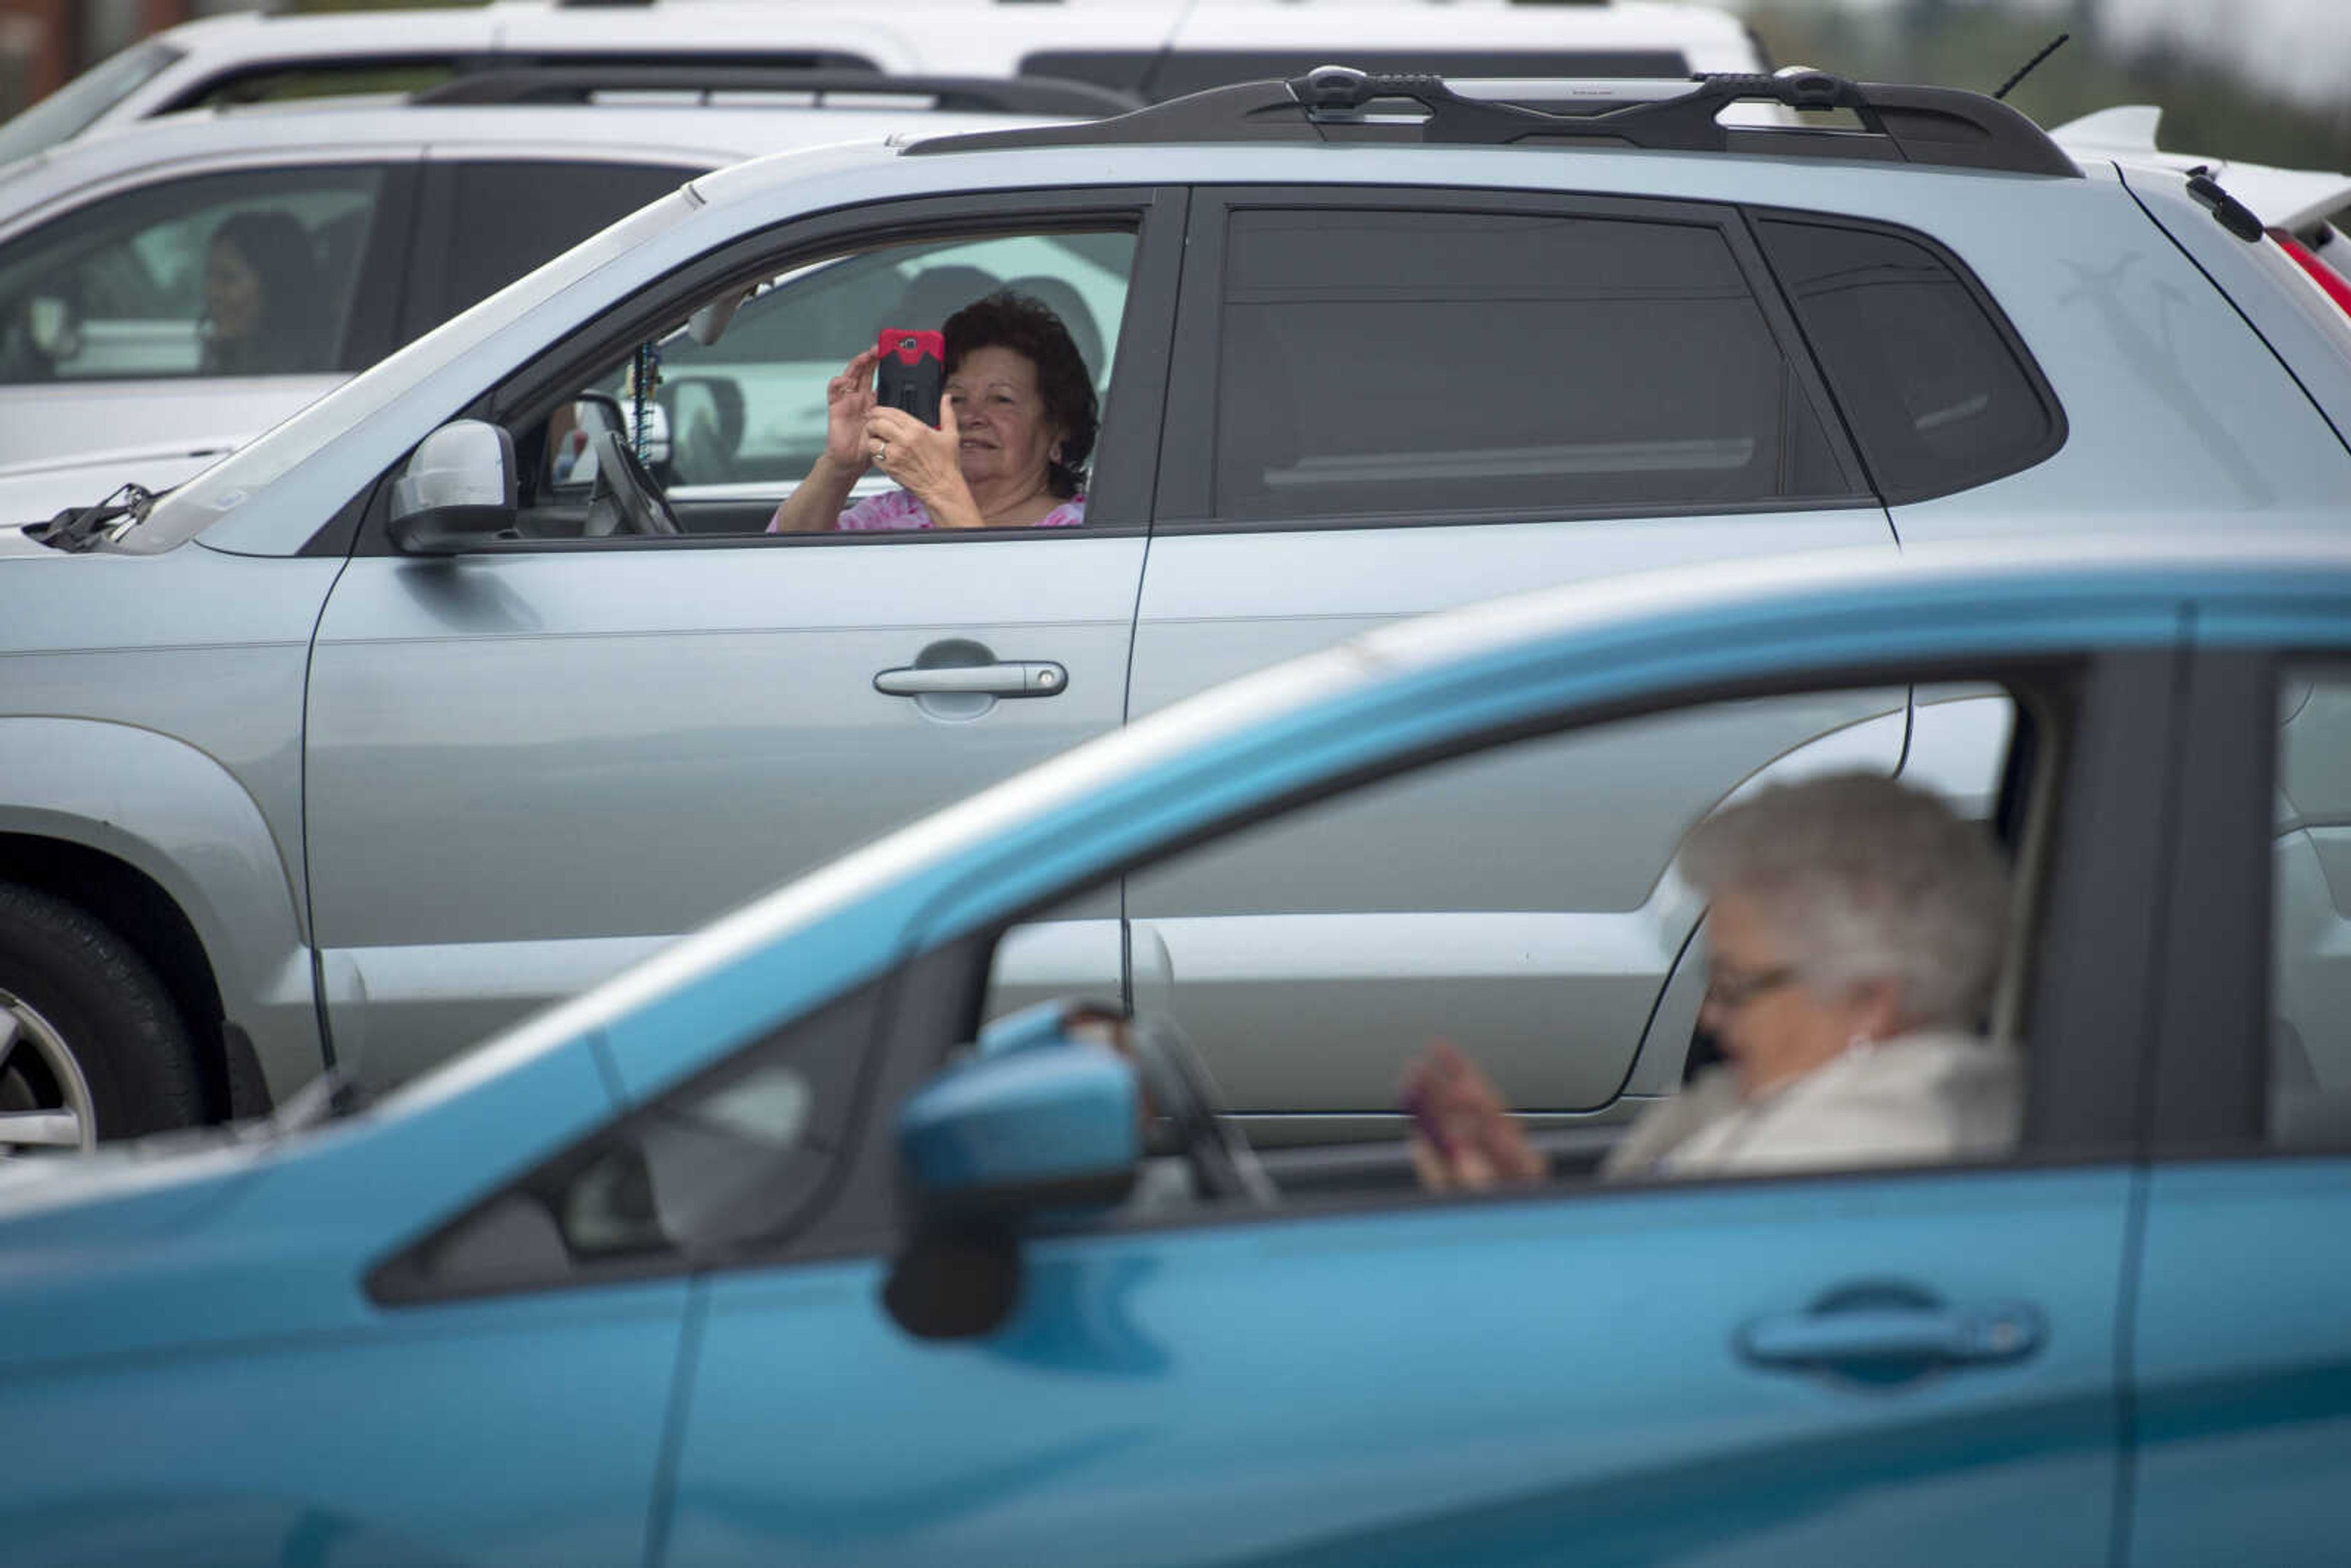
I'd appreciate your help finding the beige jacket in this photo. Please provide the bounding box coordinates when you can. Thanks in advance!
[1599,1030,2023,1180]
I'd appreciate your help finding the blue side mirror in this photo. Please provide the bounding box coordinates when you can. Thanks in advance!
[898,1035,1139,1221]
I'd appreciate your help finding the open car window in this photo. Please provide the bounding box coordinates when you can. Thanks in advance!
[0,163,388,385]
[508,227,1136,541]
[979,677,2041,1211]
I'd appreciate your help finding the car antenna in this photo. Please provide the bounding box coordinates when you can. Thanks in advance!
[1993,32,2071,101]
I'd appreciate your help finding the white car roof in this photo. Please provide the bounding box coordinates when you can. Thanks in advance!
[2053,105,2351,231]
[77,1,1761,137]
[0,98,1043,233]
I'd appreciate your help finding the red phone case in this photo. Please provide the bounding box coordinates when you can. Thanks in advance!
[874,328,946,427]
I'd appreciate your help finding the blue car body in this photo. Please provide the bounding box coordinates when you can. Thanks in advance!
[2,537,2345,1565]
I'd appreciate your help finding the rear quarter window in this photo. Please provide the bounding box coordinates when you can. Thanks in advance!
[437,159,701,323]
[1755,216,2061,503]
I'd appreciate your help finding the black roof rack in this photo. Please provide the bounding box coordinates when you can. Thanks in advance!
[908,66,2082,178]
[413,67,1141,119]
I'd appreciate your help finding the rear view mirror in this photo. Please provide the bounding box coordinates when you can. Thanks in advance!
[687,285,754,347]
[25,294,78,362]
[388,420,517,554]
[548,392,667,494]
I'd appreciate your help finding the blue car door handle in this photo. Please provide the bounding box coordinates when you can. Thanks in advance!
[874,661,1067,698]
[1738,1301,2045,1371]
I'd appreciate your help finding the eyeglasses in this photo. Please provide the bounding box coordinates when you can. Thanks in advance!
[1702,962,1802,1011]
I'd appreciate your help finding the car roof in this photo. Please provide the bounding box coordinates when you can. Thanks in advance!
[151,3,907,64]
[412,531,2351,1113]
[154,0,1758,62]
[114,1,1762,127]
[0,98,1045,224]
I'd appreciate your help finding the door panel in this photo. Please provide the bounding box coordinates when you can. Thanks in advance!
[10,1281,688,1568]
[666,1169,2128,1567]
[306,537,1144,1084]
[2129,659,2351,1566]
[2128,1161,2351,1567]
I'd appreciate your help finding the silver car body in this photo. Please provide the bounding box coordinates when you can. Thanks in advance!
[3,108,2347,1139]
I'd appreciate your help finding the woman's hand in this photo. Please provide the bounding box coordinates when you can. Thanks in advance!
[823,350,880,471]
[864,400,982,527]
[1399,1040,1548,1192]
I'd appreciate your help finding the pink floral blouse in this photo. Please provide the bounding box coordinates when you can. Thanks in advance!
[768,489,1087,533]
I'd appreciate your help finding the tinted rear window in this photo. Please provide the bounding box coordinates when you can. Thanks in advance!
[1210,205,1846,523]
[1756,217,2058,503]
[1023,49,1687,101]
[440,160,699,320]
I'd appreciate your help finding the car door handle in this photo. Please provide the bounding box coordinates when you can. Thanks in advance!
[1738,1300,2044,1371]
[874,661,1067,698]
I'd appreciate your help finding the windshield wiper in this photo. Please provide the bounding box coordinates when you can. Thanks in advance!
[25,481,153,552]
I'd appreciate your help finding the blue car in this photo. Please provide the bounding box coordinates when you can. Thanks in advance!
[4,536,2347,1566]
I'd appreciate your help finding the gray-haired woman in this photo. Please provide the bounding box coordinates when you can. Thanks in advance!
[1403,772,2023,1187]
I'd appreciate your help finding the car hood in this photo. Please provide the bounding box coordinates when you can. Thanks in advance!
[0,520,60,558]
[0,1131,373,1373]
[0,446,225,530]
[0,1128,271,1240]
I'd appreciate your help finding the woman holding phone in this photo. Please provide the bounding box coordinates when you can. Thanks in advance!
[767,290,1096,534]
[1401,773,2023,1188]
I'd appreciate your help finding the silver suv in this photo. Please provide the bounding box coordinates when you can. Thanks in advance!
[3,68,2346,1155]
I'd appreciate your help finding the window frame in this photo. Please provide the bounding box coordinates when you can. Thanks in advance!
[1743,205,2069,507]
[345,184,1186,559]
[2145,646,2292,1157]
[1150,183,1876,536]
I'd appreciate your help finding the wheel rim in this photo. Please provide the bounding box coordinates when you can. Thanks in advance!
[0,989,97,1156]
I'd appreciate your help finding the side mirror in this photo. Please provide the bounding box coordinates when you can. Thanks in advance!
[389,420,517,555]
[662,375,744,484]
[885,1034,1138,1340]
[898,1040,1139,1220]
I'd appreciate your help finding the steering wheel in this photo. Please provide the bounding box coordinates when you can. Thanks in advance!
[1125,1013,1278,1207]
[584,428,682,538]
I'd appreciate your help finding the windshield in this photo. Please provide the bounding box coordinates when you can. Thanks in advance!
[122,187,698,553]
[0,40,182,168]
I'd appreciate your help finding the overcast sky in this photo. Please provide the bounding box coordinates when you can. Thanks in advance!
[1798,0,2351,107]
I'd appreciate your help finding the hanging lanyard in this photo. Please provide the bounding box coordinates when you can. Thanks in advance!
[630,340,661,460]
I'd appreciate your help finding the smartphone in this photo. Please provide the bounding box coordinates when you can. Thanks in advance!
[874,328,946,427]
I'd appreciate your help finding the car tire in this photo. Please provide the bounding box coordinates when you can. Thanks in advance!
[0,882,203,1155]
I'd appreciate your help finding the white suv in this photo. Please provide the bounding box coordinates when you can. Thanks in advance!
[0,0,1768,162]
[0,80,1081,514]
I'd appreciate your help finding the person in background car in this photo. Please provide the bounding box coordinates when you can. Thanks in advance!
[199,209,326,377]
[767,289,1095,533]
[1403,772,2023,1187]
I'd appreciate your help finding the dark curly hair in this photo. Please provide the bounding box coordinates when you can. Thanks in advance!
[943,289,1098,499]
